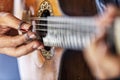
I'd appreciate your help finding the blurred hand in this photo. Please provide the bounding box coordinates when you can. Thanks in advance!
[84,5,120,79]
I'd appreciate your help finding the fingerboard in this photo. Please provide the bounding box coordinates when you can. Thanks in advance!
[33,16,120,52]
[39,17,98,50]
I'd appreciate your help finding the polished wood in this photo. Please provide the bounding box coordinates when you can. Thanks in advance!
[0,0,14,13]
[24,0,97,16]
[24,0,62,16]
[59,50,94,80]
[59,0,97,16]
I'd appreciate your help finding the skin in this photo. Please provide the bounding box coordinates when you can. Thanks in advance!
[0,12,44,57]
[84,5,120,79]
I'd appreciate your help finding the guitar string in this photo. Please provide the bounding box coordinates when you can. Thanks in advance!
[33,28,96,33]
[30,18,97,57]
[30,17,98,36]
[30,17,98,49]
[31,23,97,33]
[30,16,95,21]
[30,17,96,24]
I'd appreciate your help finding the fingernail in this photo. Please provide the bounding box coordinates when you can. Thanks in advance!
[24,33,29,40]
[33,44,39,49]
[29,34,36,39]
[37,46,44,49]
[21,24,31,32]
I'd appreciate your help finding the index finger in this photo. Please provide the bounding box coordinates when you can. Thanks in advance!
[0,12,31,31]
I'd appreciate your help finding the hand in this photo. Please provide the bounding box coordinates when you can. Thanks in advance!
[84,5,120,79]
[0,12,43,57]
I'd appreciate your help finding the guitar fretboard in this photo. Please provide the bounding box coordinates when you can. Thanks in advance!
[37,17,98,50]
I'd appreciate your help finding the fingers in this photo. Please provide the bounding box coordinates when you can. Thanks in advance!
[15,41,43,57]
[0,31,36,48]
[105,4,118,18]
[0,25,10,34]
[97,4,117,28]
[94,4,118,45]
[92,4,118,51]
[0,12,31,31]
[0,41,44,57]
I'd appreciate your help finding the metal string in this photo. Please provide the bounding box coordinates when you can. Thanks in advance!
[31,16,97,33]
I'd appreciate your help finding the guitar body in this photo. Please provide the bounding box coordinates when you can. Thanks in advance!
[16,0,96,80]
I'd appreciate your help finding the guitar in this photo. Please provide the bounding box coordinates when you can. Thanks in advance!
[21,0,120,52]
[14,0,120,80]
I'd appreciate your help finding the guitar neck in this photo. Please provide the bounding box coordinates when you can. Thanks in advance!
[34,16,120,52]
[35,16,98,50]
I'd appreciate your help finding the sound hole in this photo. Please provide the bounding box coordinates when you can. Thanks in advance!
[36,9,51,51]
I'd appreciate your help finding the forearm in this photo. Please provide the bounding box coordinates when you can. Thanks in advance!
[85,53,120,79]
[83,52,106,79]
[98,54,120,79]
